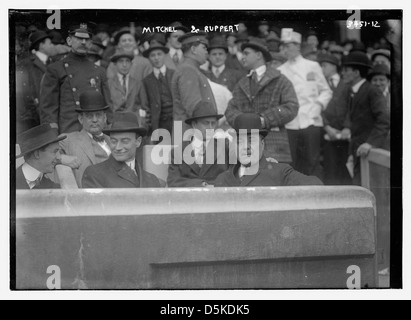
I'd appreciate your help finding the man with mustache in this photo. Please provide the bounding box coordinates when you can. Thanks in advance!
[39,23,113,134]
[16,124,66,189]
[214,113,322,187]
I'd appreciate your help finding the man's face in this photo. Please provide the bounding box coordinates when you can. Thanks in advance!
[168,30,185,50]
[109,132,142,162]
[118,33,137,53]
[67,35,92,55]
[192,117,218,141]
[227,35,236,47]
[282,42,300,60]
[78,111,107,136]
[38,142,62,174]
[242,48,261,70]
[320,61,337,79]
[148,49,166,69]
[258,24,269,34]
[40,38,55,56]
[238,133,264,166]
[371,75,390,93]
[192,43,209,65]
[209,48,227,68]
[115,57,132,75]
[307,35,319,47]
[341,66,358,85]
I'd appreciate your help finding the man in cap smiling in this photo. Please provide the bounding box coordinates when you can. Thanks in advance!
[16,124,66,189]
[39,23,113,134]
[214,113,322,187]
[171,31,217,134]
[82,112,161,188]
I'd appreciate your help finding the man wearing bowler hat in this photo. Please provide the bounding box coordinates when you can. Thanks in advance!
[203,37,243,93]
[59,90,112,187]
[16,124,66,189]
[108,48,145,116]
[317,52,352,185]
[340,51,390,185]
[278,28,332,179]
[225,38,299,164]
[171,31,217,134]
[167,101,232,187]
[39,23,113,134]
[140,34,175,135]
[214,113,322,187]
[82,112,161,188]
[18,31,55,133]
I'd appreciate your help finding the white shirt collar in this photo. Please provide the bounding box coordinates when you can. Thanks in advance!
[212,65,225,76]
[35,51,48,65]
[126,159,135,171]
[352,78,366,93]
[248,65,267,82]
[154,65,167,78]
[117,73,129,82]
[22,162,43,188]
[288,54,303,65]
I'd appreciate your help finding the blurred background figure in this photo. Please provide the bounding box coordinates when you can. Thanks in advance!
[368,63,391,112]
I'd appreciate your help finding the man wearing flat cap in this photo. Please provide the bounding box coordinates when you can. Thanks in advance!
[39,23,113,134]
[317,53,352,185]
[171,31,218,134]
[140,34,175,135]
[203,37,243,93]
[225,38,299,164]
[340,51,390,184]
[106,28,152,82]
[108,48,145,117]
[214,113,322,187]
[59,90,112,187]
[278,28,332,179]
[82,112,161,188]
[16,124,65,189]
[17,31,56,133]
[167,101,233,187]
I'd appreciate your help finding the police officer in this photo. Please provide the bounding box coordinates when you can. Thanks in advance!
[39,23,113,134]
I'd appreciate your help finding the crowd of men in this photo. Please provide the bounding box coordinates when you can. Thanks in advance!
[15,19,392,190]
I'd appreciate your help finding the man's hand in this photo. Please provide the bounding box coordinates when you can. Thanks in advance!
[49,123,59,129]
[340,128,351,141]
[60,155,81,169]
[201,181,214,188]
[324,125,340,141]
[356,143,373,157]
[266,157,279,164]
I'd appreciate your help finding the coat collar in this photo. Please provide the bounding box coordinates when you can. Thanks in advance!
[239,64,282,99]
[79,129,110,164]
[107,154,140,186]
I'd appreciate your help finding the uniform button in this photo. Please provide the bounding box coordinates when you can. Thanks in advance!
[69,74,73,78]
[75,101,80,105]
[96,76,99,79]
[204,84,207,87]
[72,88,77,92]
[207,97,210,100]
[64,63,69,68]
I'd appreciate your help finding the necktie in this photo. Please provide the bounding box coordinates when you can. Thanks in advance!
[198,143,206,167]
[92,135,105,143]
[214,68,220,78]
[173,52,179,64]
[122,74,127,94]
[31,175,42,189]
[328,78,335,90]
[348,89,355,115]
[127,162,137,176]
[159,72,165,81]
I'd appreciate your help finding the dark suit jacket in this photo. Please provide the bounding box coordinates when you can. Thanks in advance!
[167,139,232,187]
[203,66,243,92]
[82,154,161,188]
[322,78,351,130]
[141,68,175,132]
[225,54,248,74]
[214,157,323,187]
[108,74,144,117]
[346,81,390,155]
[16,165,60,189]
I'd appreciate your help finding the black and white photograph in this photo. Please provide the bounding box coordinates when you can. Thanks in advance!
[5,1,405,300]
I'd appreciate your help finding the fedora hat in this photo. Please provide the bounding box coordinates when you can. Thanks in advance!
[234,32,249,44]
[17,124,66,158]
[208,37,228,52]
[241,39,272,62]
[317,52,339,66]
[233,113,268,137]
[75,90,110,113]
[371,49,391,62]
[110,48,134,62]
[185,101,223,125]
[114,28,139,45]
[103,112,147,137]
[29,31,51,50]
[143,34,170,58]
[169,21,189,33]
[342,51,372,68]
